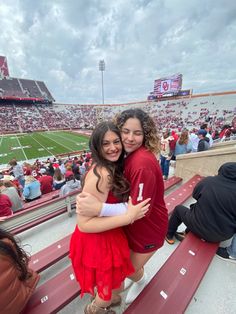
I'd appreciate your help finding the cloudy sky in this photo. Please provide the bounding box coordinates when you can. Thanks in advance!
[0,0,236,104]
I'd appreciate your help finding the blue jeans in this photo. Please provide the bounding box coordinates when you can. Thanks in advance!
[160,155,170,177]
[227,234,236,258]
[18,176,25,188]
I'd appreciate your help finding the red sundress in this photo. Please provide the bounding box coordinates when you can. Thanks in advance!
[69,192,134,301]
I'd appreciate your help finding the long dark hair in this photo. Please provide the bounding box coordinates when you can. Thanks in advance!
[0,228,31,281]
[89,121,130,201]
[115,108,160,154]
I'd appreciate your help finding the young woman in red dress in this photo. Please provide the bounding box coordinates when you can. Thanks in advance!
[69,121,150,314]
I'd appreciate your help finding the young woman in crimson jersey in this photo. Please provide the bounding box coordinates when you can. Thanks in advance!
[69,121,150,314]
[77,109,168,304]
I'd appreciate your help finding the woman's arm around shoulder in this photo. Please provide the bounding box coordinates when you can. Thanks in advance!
[77,166,150,233]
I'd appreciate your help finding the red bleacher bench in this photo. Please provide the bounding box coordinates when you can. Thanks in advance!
[165,174,202,215]
[23,266,81,314]
[163,176,182,190]
[29,234,72,273]
[124,232,219,314]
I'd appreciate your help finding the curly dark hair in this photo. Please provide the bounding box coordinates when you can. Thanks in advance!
[88,121,130,202]
[115,108,160,154]
[0,228,31,281]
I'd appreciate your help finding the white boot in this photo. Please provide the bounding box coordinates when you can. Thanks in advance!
[125,272,148,304]
[124,277,134,290]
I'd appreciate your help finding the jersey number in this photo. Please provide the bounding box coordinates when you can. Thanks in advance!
[137,183,144,201]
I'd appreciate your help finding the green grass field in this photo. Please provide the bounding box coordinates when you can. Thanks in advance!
[0,131,89,165]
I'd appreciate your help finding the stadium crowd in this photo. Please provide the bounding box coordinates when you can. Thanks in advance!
[0,152,92,217]
[0,95,235,134]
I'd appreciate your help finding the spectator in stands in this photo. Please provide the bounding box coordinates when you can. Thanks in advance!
[189,128,199,152]
[31,164,41,179]
[0,228,40,313]
[3,174,22,197]
[0,181,23,212]
[220,117,236,141]
[212,129,220,141]
[78,160,86,175]
[23,162,32,176]
[38,169,53,195]
[59,171,81,197]
[197,129,210,152]
[216,234,236,262]
[77,109,168,305]
[47,163,55,177]
[84,157,92,171]
[232,116,236,132]
[71,159,81,181]
[169,130,179,160]
[35,159,41,167]
[165,162,236,245]
[70,121,149,314]
[0,190,13,217]
[175,129,192,156]
[52,159,59,169]
[23,175,41,202]
[58,159,66,175]
[53,168,66,190]
[9,159,25,188]
[160,129,172,180]
[200,123,213,147]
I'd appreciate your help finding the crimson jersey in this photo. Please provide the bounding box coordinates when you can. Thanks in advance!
[123,146,168,253]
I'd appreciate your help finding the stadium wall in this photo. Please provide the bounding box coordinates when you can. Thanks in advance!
[175,142,236,181]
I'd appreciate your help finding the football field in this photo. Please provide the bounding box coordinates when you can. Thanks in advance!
[0,131,89,165]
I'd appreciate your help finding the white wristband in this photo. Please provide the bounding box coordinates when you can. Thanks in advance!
[99,202,127,217]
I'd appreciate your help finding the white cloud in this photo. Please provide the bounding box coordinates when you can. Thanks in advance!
[0,0,236,103]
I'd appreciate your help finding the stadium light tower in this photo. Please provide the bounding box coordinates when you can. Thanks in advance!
[99,60,105,104]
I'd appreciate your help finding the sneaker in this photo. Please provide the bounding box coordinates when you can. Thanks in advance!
[216,247,236,263]
[125,272,148,304]
[124,277,134,290]
[165,234,175,244]
[175,231,186,242]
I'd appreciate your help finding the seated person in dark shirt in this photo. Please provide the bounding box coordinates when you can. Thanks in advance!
[165,162,236,245]
[197,129,210,152]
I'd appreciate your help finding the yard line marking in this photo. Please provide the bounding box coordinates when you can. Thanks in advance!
[30,135,55,157]
[48,132,81,145]
[41,132,74,151]
[0,134,3,147]
[47,131,88,148]
[16,135,28,161]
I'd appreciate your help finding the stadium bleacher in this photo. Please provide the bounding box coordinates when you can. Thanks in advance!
[17,173,234,314]
[0,77,54,102]
[1,91,235,134]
